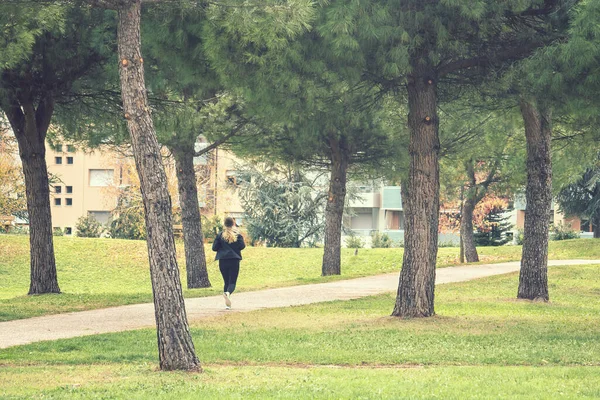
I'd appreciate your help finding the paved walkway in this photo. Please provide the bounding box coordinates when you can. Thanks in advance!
[1,259,599,349]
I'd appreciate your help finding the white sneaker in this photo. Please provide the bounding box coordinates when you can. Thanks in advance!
[223,292,232,308]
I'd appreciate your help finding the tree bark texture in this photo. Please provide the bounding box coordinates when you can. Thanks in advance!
[117,0,200,371]
[321,135,349,276]
[460,198,479,263]
[3,97,60,295]
[392,66,440,318]
[518,99,551,302]
[173,148,211,289]
[593,213,600,238]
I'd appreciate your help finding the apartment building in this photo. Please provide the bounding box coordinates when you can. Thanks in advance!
[510,194,594,238]
[45,141,245,235]
[46,143,125,235]
[34,138,596,240]
[344,188,590,247]
[345,184,406,243]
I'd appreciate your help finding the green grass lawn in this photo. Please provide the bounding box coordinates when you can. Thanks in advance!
[1,264,599,399]
[0,234,599,321]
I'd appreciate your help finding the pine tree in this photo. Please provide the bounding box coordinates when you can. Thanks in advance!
[0,3,115,294]
[557,165,600,238]
[320,0,576,317]
[204,2,394,276]
[473,200,513,247]
[237,161,327,247]
[85,0,200,372]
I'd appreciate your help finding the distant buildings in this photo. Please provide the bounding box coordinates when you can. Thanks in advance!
[4,135,592,241]
[44,141,244,236]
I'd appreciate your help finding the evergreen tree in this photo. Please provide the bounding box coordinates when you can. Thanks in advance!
[85,0,200,372]
[440,102,525,263]
[0,3,115,294]
[237,161,327,247]
[473,201,513,246]
[204,1,394,275]
[321,0,576,317]
[141,5,221,289]
[557,165,600,238]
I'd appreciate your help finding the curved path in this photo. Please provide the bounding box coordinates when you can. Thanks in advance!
[1,259,599,349]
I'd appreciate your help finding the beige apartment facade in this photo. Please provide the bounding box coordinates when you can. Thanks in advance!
[46,141,245,235]
[46,143,125,235]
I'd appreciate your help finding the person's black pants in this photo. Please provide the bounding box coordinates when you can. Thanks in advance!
[219,258,240,294]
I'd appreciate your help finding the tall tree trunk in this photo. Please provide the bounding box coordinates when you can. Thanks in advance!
[518,99,551,302]
[321,135,349,276]
[392,66,440,318]
[593,213,600,239]
[460,198,479,262]
[173,147,211,289]
[3,96,60,295]
[117,0,200,371]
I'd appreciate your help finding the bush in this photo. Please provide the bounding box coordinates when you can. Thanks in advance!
[0,225,28,235]
[75,215,103,238]
[52,227,64,236]
[345,234,364,249]
[515,228,525,245]
[109,210,146,240]
[371,232,393,248]
[438,240,457,248]
[201,215,223,241]
[551,223,580,241]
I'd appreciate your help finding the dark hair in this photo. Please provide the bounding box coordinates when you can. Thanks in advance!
[224,216,235,228]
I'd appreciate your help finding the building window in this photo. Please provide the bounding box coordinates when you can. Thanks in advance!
[226,170,236,185]
[64,227,72,235]
[55,186,62,194]
[67,145,76,152]
[66,186,73,194]
[54,198,61,206]
[226,170,247,186]
[89,169,114,187]
[385,210,404,230]
[52,143,62,152]
[66,198,72,206]
[55,157,63,165]
[88,211,111,225]
[66,157,74,165]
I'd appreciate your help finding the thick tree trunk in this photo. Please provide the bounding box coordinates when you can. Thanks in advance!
[321,135,349,276]
[4,97,60,295]
[392,67,440,318]
[593,214,600,239]
[173,148,211,289]
[117,0,200,371]
[518,99,551,302]
[460,198,479,263]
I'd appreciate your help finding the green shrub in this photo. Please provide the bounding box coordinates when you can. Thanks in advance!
[551,223,580,241]
[52,227,64,236]
[438,240,457,248]
[345,234,364,249]
[201,215,223,241]
[371,232,393,248]
[515,228,525,245]
[75,215,103,238]
[109,211,146,240]
[0,225,28,235]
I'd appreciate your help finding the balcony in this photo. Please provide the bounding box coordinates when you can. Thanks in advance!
[348,192,381,208]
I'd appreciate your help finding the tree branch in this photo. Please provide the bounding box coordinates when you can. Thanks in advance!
[193,123,244,156]
[438,42,542,77]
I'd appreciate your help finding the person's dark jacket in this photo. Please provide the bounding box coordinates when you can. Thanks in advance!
[212,232,246,260]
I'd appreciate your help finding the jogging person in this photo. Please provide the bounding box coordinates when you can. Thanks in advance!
[212,216,245,309]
